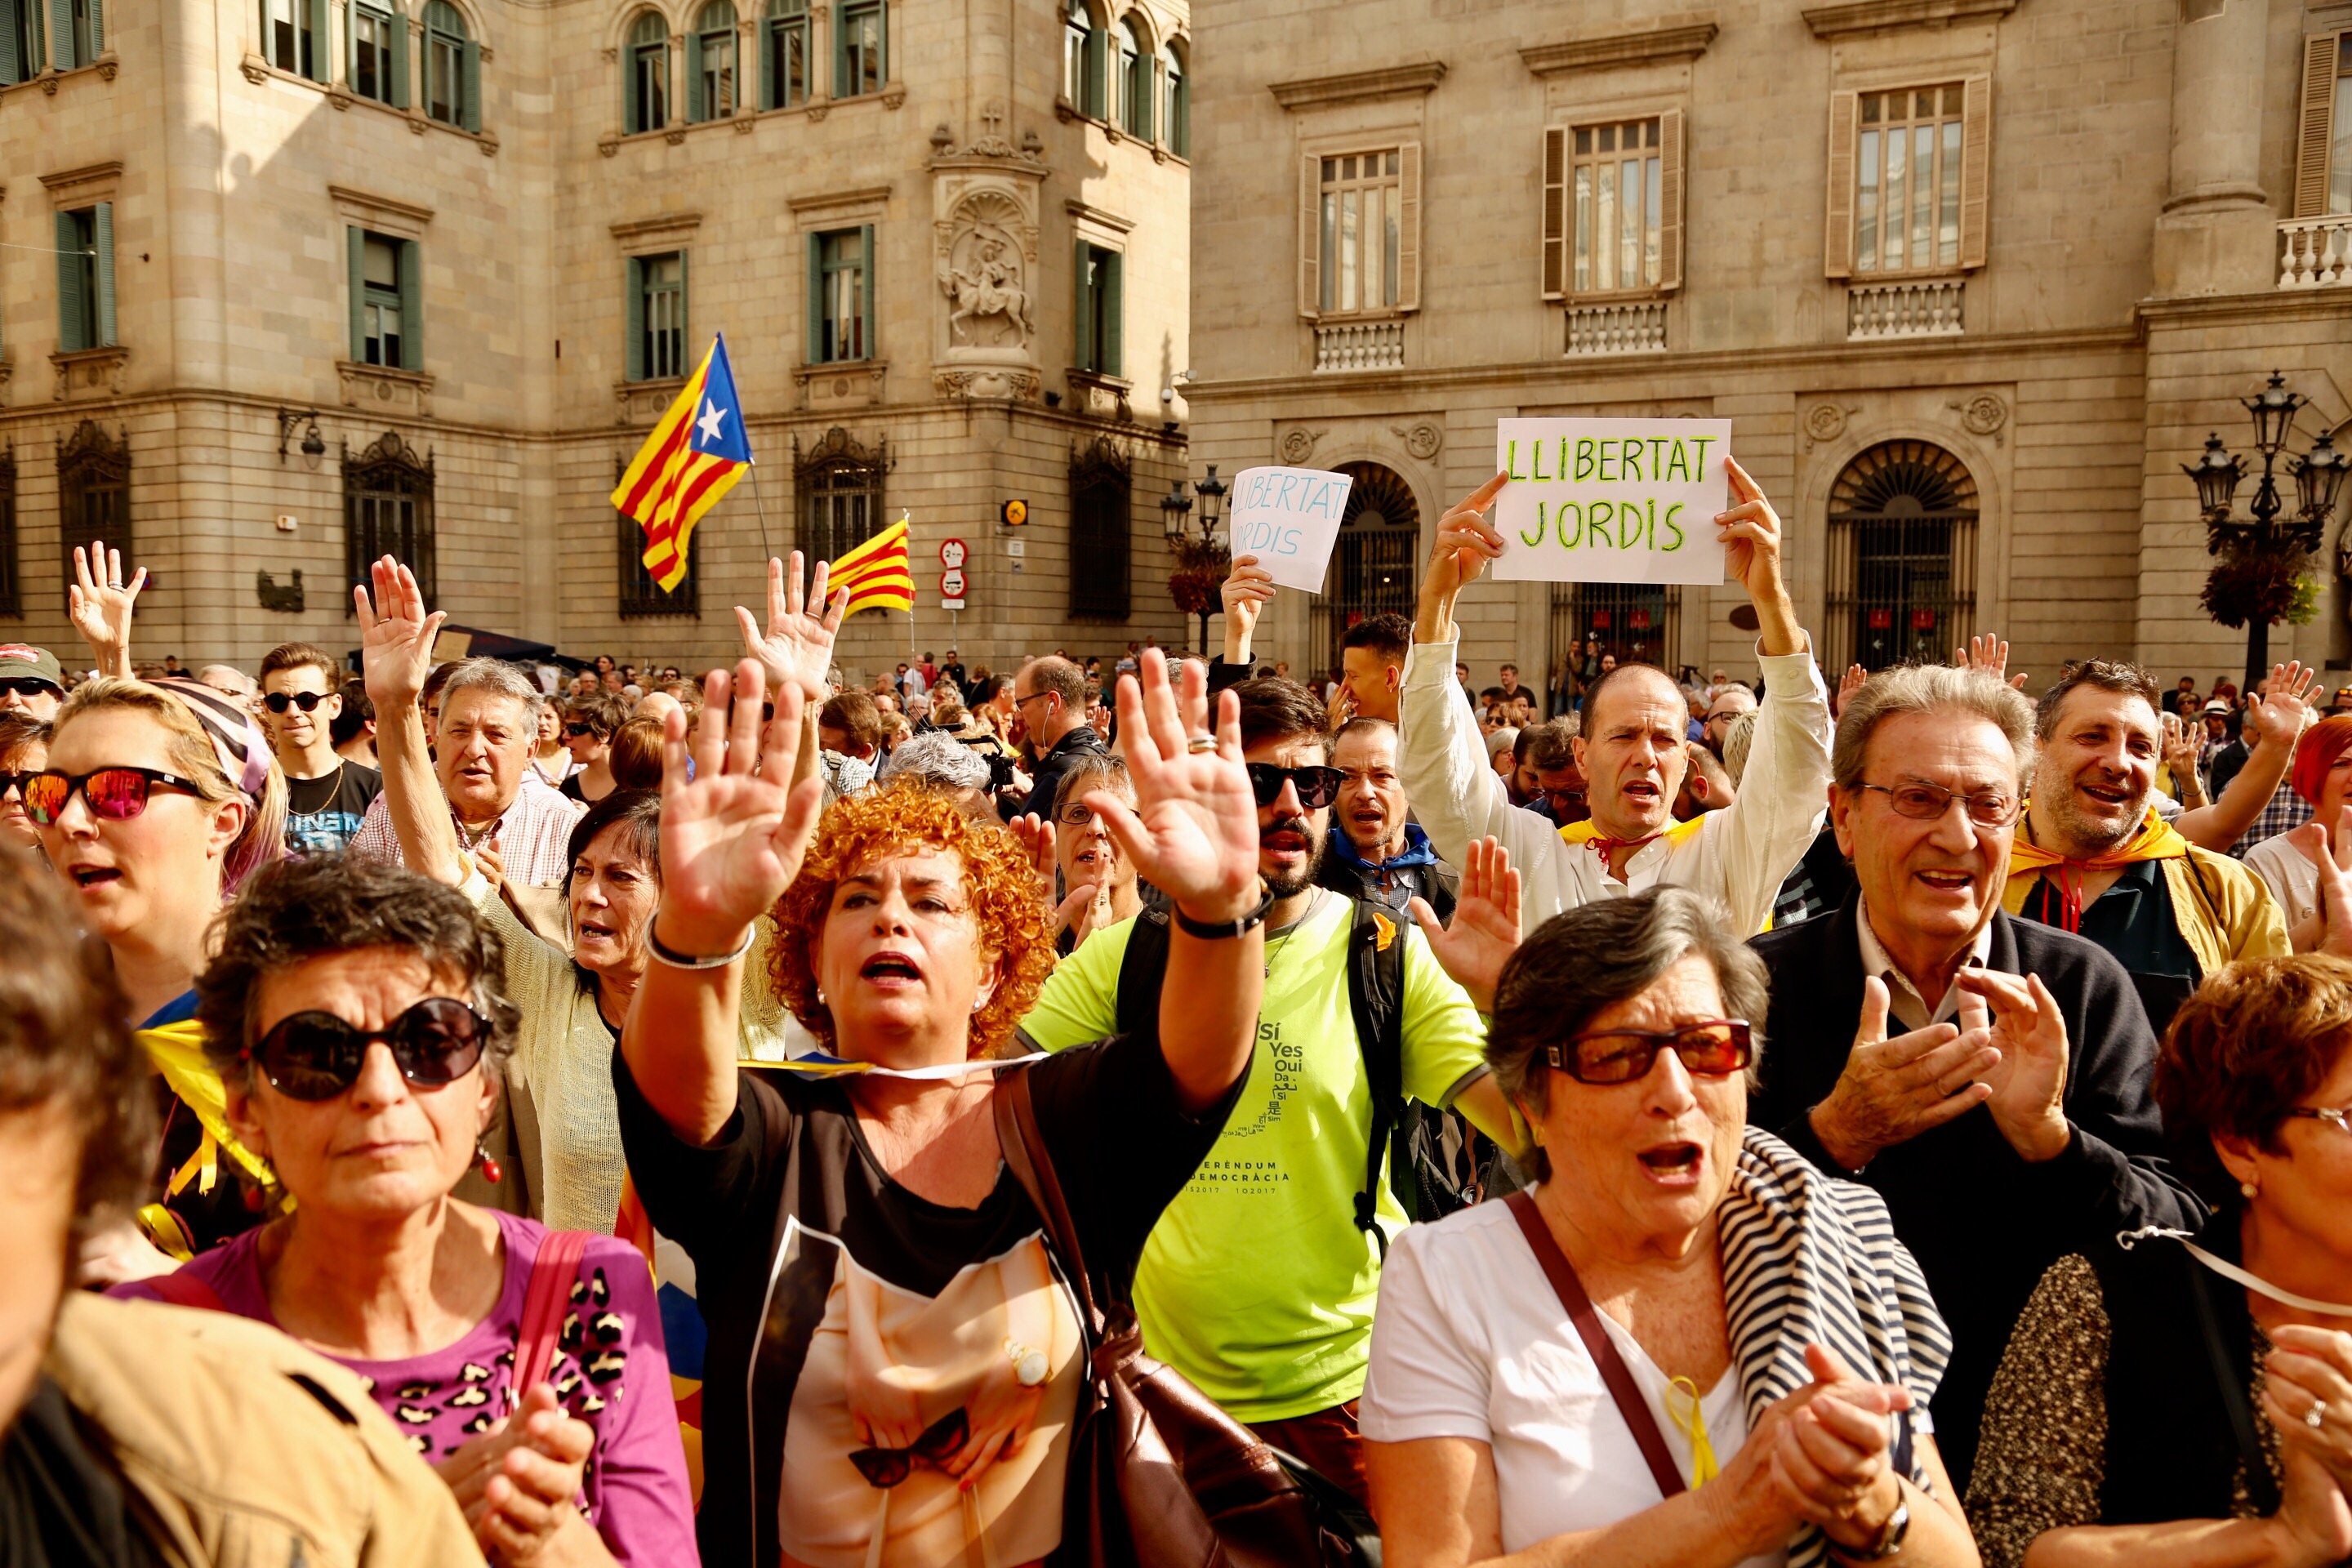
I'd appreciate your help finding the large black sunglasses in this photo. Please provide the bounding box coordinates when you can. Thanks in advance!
[1545,1019,1753,1085]
[1245,763,1344,810]
[0,678,60,698]
[262,690,328,713]
[246,996,490,1102]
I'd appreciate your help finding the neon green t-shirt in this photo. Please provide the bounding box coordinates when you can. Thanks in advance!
[1016,893,1490,1423]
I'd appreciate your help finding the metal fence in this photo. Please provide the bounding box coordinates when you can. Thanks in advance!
[1822,510,1979,672]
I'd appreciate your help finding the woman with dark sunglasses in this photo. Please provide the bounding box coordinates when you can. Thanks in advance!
[1362,886,1979,1568]
[113,853,696,1568]
[35,675,290,1284]
[0,709,48,852]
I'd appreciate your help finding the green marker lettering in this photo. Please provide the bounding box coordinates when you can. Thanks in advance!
[1692,436,1715,477]
[1666,439,1690,483]
[1588,501,1614,548]
[1507,440,1528,482]
[1574,439,1597,483]
[1619,499,1644,550]
[1662,503,1685,551]
[1650,438,1669,479]
[1622,441,1644,483]
[1645,497,1657,550]
[1558,436,1572,479]
[1522,501,1546,547]
[1557,501,1582,548]
[1597,440,1616,483]
[1531,439,1552,482]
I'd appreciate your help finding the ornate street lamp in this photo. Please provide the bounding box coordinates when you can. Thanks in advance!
[1165,463,1233,654]
[1158,474,1192,538]
[2185,371,2347,690]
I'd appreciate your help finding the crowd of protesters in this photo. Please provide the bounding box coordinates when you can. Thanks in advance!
[2,475,2351,1568]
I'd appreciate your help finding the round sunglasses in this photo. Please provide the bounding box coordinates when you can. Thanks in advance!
[246,996,491,1102]
[1245,762,1344,810]
[262,690,330,713]
[1545,1019,1753,1085]
[20,766,203,827]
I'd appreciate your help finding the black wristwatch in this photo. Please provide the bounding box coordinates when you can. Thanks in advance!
[1835,1498,1909,1562]
[1170,884,1276,939]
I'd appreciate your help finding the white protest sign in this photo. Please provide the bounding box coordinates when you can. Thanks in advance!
[1490,418,1732,586]
[1225,466,1355,593]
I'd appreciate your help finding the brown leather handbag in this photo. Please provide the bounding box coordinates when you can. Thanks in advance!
[993,1067,1375,1568]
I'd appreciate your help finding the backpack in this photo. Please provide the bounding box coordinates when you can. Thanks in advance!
[1115,897,1481,1246]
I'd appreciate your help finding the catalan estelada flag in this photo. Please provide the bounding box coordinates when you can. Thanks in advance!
[610,333,751,591]
[830,514,915,616]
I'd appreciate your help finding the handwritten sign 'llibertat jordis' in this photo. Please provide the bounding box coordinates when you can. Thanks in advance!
[1490,418,1733,586]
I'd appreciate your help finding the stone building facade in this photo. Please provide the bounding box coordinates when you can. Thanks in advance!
[0,0,1192,679]
[1185,0,2352,696]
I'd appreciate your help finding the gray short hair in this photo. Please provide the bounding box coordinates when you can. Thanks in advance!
[877,731,991,791]
[438,657,544,724]
[1721,708,1760,788]
[1487,887,1769,1183]
[1831,665,2034,794]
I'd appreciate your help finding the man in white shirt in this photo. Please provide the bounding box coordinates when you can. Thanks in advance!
[1396,461,1830,936]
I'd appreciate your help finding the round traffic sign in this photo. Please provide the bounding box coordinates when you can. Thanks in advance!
[940,568,968,597]
[940,537,969,568]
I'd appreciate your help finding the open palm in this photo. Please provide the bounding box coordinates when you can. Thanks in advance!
[354,555,445,709]
[2247,660,2319,751]
[1085,651,1258,914]
[69,541,146,666]
[1410,836,1521,1013]
[736,552,849,704]
[657,662,825,947]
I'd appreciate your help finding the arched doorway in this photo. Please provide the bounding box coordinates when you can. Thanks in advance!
[1308,461,1419,680]
[1824,439,1980,671]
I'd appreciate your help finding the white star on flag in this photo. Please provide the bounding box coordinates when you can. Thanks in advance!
[697,399,728,445]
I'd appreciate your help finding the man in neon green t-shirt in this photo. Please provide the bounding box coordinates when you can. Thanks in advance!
[1018,678,1524,1507]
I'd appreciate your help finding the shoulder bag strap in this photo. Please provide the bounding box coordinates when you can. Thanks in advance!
[1114,907,1171,1043]
[2183,1242,2282,1515]
[1347,902,1405,1250]
[993,1066,1105,1333]
[514,1228,591,1393]
[1505,1191,1686,1499]
[145,1271,231,1314]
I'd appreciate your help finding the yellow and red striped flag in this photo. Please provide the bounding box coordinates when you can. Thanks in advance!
[830,515,915,616]
[610,334,751,591]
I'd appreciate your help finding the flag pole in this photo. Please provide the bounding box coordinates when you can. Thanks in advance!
[745,436,777,565]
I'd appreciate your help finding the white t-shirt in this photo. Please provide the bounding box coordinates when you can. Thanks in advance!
[2244,832,2319,933]
[1361,1197,1787,1568]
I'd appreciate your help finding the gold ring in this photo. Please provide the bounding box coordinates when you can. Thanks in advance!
[1187,735,1218,754]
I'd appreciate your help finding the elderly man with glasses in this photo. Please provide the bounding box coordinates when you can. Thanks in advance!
[1744,663,2205,1495]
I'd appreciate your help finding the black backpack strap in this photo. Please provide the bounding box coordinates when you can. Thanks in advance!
[1113,906,1172,1042]
[1343,899,1408,1256]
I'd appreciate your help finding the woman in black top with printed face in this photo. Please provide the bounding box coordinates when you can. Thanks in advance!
[614,647,1264,1567]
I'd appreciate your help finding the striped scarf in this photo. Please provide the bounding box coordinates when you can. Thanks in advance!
[1718,1128,1953,1568]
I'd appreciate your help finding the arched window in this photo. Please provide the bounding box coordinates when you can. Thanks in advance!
[690,0,735,120]
[344,431,436,608]
[1310,463,1419,673]
[795,427,887,564]
[1115,16,1151,139]
[1824,439,1980,670]
[1062,0,1104,119]
[259,0,322,79]
[834,0,884,98]
[761,0,808,109]
[1069,439,1131,619]
[626,11,669,134]
[56,421,128,616]
[1160,39,1187,156]
[422,1,476,131]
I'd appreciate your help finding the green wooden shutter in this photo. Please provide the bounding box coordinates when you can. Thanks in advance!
[686,29,702,119]
[346,225,366,361]
[387,13,407,107]
[858,223,874,360]
[305,0,327,78]
[346,0,359,88]
[624,41,641,131]
[2,1,20,84]
[56,212,84,353]
[47,0,70,68]
[875,0,886,87]
[757,15,772,108]
[831,2,844,97]
[677,250,689,354]
[624,256,644,381]
[460,38,479,131]
[1103,250,1122,376]
[86,0,99,54]
[91,203,115,346]
[1071,238,1091,370]
[1083,27,1103,118]
[805,231,823,363]
[399,237,422,371]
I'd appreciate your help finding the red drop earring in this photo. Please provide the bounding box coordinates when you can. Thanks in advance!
[474,1140,503,1184]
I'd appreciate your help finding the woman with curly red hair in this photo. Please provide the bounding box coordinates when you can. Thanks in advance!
[616,647,1265,1568]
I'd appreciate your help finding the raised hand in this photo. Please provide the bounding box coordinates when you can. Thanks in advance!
[69,540,145,676]
[735,551,849,704]
[354,556,446,710]
[1407,836,1521,1013]
[1082,648,1258,921]
[654,662,825,955]
[2289,805,2352,956]
[1806,978,1997,1171]
[1715,457,1788,608]
[1414,473,1509,643]
[1007,812,1058,899]
[1833,663,1868,721]
[1956,969,2072,1163]
[2160,714,2206,806]
[1954,632,2029,691]
[1220,554,1276,662]
[2247,660,2320,753]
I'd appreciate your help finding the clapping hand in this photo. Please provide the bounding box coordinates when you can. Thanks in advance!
[1007,812,1057,896]
[355,556,447,710]
[735,552,849,705]
[2288,805,2352,957]
[2247,660,2321,754]
[1953,633,2030,690]
[653,662,825,956]
[2265,1325,2352,1490]
[1954,970,2072,1163]
[1808,978,1997,1172]
[1707,1345,1914,1561]
[437,1384,599,1566]
[69,540,145,676]
[1081,649,1258,923]
[1407,837,1521,1013]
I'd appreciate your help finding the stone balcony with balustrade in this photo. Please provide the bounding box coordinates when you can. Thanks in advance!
[1846,278,1965,340]
[1313,319,1405,372]
[1565,301,1668,355]
[2278,216,2352,288]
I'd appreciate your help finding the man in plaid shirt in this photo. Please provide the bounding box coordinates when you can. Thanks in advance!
[2228,777,2315,858]
[350,656,585,887]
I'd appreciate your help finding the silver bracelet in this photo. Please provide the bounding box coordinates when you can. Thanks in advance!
[646,920,756,970]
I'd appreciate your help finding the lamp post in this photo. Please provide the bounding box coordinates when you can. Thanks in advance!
[2183,371,2351,692]
[1163,464,1229,653]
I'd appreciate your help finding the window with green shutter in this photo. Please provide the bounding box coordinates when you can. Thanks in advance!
[422,0,470,127]
[689,0,733,120]
[54,207,107,353]
[1062,0,1104,118]
[350,2,397,103]
[349,229,421,372]
[835,0,883,98]
[1160,40,1187,155]
[810,226,871,363]
[1074,243,1121,376]
[626,252,687,381]
[2,0,48,85]
[626,11,667,133]
[762,0,807,109]
[47,0,96,69]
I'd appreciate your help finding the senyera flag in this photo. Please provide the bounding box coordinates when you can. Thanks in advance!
[610,333,751,591]
[830,514,915,616]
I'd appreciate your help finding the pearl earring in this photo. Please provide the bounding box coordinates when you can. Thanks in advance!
[972,997,986,1013]
[2241,1179,2259,1199]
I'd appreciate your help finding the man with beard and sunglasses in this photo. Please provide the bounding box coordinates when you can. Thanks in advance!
[259,641,381,853]
[1016,679,1526,1508]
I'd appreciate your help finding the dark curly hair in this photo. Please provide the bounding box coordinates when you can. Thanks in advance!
[195,854,521,1080]
[2156,954,2352,1209]
[0,852,150,1241]
[767,781,1053,1059]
